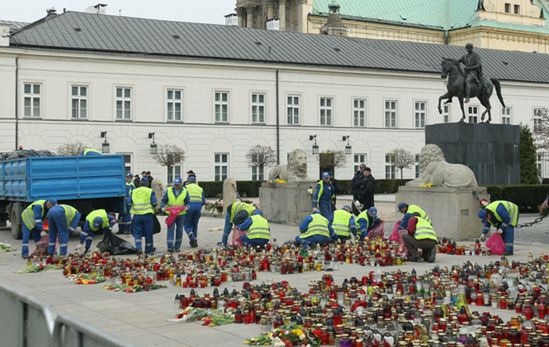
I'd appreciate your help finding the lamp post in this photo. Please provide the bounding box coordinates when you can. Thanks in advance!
[342,135,352,155]
[309,135,319,155]
[100,131,110,154]
[148,132,158,155]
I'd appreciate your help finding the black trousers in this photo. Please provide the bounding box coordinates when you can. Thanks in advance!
[402,234,437,260]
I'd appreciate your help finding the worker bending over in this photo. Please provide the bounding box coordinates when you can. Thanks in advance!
[478,199,519,255]
[398,202,431,229]
[79,209,116,253]
[221,201,257,246]
[329,205,356,243]
[296,211,334,248]
[21,199,56,258]
[402,216,437,263]
[47,204,80,256]
[238,210,271,248]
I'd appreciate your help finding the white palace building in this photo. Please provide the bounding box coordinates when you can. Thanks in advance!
[1,10,549,183]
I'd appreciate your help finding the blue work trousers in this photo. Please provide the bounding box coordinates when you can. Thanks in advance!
[502,225,515,254]
[167,215,188,251]
[21,225,41,257]
[240,235,269,248]
[133,214,154,254]
[295,234,331,248]
[47,209,69,256]
[318,200,333,219]
[184,203,202,239]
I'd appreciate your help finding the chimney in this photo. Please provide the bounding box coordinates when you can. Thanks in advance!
[0,25,9,47]
[86,3,107,14]
[46,7,57,17]
[225,13,238,26]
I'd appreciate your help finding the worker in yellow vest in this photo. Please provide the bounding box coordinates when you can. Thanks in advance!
[402,216,437,262]
[478,200,519,255]
[312,172,335,218]
[238,210,271,248]
[131,177,157,255]
[78,209,116,253]
[46,204,81,256]
[160,177,190,251]
[183,176,205,247]
[398,202,431,229]
[221,201,257,246]
[329,205,356,243]
[296,211,334,248]
[21,199,57,258]
[81,148,101,156]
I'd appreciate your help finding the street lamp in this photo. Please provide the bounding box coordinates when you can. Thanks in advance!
[148,132,158,155]
[309,135,319,155]
[342,135,352,155]
[100,131,110,154]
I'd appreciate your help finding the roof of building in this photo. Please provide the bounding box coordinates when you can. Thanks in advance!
[0,19,29,34]
[312,0,549,34]
[8,11,549,84]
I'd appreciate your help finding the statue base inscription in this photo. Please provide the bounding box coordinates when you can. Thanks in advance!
[259,181,314,225]
[396,186,489,241]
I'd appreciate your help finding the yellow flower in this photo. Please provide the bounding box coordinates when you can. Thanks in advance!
[420,183,433,188]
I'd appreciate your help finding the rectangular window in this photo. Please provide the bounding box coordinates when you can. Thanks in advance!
[251,93,266,124]
[214,153,229,181]
[415,154,420,178]
[468,105,479,124]
[251,166,264,181]
[514,4,520,14]
[385,100,397,128]
[167,89,183,121]
[385,153,396,179]
[501,107,512,124]
[414,101,426,128]
[122,153,132,173]
[319,97,333,126]
[442,104,450,123]
[353,98,366,127]
[23,83,41,118]
[287,95,300,125]
[71,85,88,119]
[353,153,367,173]
[214,91,229,123]
[534,108,546,131]
[115,87,132,120]
[167,164,182,185]
[504,3,511,13]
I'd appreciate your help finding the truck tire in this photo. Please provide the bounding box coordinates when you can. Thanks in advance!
[10,203,23,240]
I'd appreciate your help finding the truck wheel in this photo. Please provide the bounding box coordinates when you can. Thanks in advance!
[10,203,23,240]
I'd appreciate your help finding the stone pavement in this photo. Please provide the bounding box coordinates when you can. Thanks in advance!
[0,211,548,347]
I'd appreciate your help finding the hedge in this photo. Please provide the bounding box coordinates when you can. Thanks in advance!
[486,185,549,213]
[199,179,411,198]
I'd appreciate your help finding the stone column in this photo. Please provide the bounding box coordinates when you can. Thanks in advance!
[297,0,305,33]
[267,2,274,19]
[236,7,245,27]
[246,7,254,28]
[279,0,286,31]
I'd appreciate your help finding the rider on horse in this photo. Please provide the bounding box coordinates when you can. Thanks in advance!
[458,43,483,104]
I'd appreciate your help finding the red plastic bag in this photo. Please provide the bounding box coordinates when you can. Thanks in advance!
[486,233,505,255]
[228,226,246,247]
[165,206,186,227]
[389,221,401,242]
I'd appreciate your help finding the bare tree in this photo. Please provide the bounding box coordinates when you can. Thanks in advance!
[391,148,415,179]
[246,145,277,181]
[533,107,549,151]
[57,141,87,156]
[153,145,186,182]
[319,150,347,168]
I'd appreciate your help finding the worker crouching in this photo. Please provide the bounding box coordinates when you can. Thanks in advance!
[238,209,271,248]
[79,209,116,254]
[329,205,356,243]
[401,216,437,263]
[296,211,334,248]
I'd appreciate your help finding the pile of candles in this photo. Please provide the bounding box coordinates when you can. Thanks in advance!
[437,238,490,256]
[172,254,548,346]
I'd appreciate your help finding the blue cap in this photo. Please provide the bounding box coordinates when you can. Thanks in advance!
[254,209,263,216]
[126,172,133,177]
[478,209,487,219]
[187,176,196,182]
[174,177,182,185]
[321,172,330,179]
[368,207,378,217]
[93,216,103,228]
[46,199,57,206]
[398,202,408,210]
[342,205,351,212]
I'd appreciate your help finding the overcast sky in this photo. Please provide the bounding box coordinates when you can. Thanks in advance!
[2,0,236,24]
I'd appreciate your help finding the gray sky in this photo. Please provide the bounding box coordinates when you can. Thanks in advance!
[2,0,236,24]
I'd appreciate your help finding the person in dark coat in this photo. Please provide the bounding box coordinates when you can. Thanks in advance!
[360,167,375,210]
[351,164,366,214]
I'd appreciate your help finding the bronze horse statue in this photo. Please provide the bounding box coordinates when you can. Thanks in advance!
[438,58,505,123]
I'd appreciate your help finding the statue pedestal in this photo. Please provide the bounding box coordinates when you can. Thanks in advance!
[259,181,315,225]
[396,186,490,241]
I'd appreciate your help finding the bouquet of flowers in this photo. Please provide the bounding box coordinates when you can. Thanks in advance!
[0,242,14,253]
[68,272,106,285]
[204,199,224,216]
[103,282,167,293]
[245,325,321,346]
[170,307,234,326]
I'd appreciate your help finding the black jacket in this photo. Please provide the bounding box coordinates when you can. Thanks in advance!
[351,171,364,200]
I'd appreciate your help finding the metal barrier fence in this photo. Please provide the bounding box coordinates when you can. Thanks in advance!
[0,283,131,347]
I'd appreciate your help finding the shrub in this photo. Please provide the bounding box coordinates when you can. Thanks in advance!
[486,185,549,213]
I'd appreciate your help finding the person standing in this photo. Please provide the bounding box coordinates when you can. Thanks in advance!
[161,177,190,252]
[133,174,141,188]
[295,211,333,248]
[46,204,80,256]
[21,199,56,258]
[183,170,196,188]
[238,210,271,248]
[478,200,519,255]
[79,209,116,253]
[146,171,154,188]
[329,205,356,243]
[360,167,376,210]
[351,164,366,214]
[131,177,157,255]
[184,176,205,248]
[118,172,135,235]
[402,216,437,262]
[312,172,335,219]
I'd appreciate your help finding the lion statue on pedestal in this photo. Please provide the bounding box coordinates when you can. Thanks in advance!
[406,144,478,188]
[268,149,311,182]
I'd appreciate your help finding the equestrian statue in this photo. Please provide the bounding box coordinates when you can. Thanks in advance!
[438,43,505,123]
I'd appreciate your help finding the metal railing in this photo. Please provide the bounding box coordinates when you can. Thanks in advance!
[0,282,131,347]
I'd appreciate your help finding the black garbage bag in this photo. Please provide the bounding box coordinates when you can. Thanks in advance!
[153,214,161,234]
[97,229,138,255]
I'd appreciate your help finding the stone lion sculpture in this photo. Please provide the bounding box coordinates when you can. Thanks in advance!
[268,149,311,182]
[406,144,478,188]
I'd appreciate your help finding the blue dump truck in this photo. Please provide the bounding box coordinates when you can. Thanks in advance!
[0,154,126,239]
